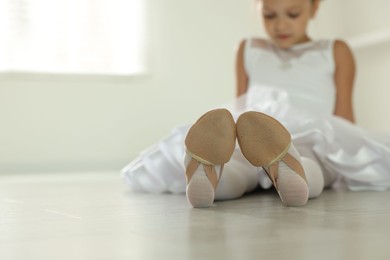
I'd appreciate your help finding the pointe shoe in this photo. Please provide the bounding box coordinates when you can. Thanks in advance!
[236,111,309,206]
[184,109,236,208]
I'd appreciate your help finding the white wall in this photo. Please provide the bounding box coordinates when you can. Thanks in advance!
[1,0,389,174]
[354,42,390,132]
[0,0,259,173]
[312,0,390,132]
[313,0,389,38]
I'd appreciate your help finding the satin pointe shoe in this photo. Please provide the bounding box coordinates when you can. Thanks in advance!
[236,111,309,206]
[184,109,236,208]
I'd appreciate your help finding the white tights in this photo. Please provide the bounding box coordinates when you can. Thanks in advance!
[212,144,325,201]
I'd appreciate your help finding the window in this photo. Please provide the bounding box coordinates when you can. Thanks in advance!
[0,0,146,75]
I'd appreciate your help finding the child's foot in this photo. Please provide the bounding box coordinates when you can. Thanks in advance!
[184,109,236,208]
[236,111,309,206]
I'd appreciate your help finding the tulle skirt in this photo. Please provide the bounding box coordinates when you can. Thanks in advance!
[122,86,390,193]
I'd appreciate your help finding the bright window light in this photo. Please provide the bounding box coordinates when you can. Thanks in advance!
[0,0,146,75]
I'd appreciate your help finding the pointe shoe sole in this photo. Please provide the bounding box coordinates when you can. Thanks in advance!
[236,111,308,206]
[185,109,236,207]
[185,109,236,165]
[236,112,290,166]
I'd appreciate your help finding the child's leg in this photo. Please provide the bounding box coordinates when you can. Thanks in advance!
[255,146,324,199]
[301,157,324,199]
[297,146,337,188]
[215,149,258,200]
[185,146,324,202]
[277,144,324,199]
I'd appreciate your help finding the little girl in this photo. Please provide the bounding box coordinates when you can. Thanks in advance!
[122,0,390,207]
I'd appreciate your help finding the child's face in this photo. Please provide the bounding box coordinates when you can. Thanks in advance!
[260,0,319,48]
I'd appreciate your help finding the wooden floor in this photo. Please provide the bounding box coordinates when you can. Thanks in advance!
[0,171,389,260]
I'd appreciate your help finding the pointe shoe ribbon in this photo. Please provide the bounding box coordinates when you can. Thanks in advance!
[185,156,224,191]
[264,152,307,190]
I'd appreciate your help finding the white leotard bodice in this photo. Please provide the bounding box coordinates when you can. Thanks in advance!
[244,38,336,115]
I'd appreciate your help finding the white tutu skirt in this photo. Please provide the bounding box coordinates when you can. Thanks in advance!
[122,86,390,193]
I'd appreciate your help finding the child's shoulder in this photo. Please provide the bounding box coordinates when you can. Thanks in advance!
[316,38,352,54]
[332,39,355,68]
[333,39,353,54]
[237,37,270,51]
[239,37,269,45]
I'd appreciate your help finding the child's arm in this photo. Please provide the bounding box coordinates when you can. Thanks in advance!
[333,40,356,123]
[236,39,248,97]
